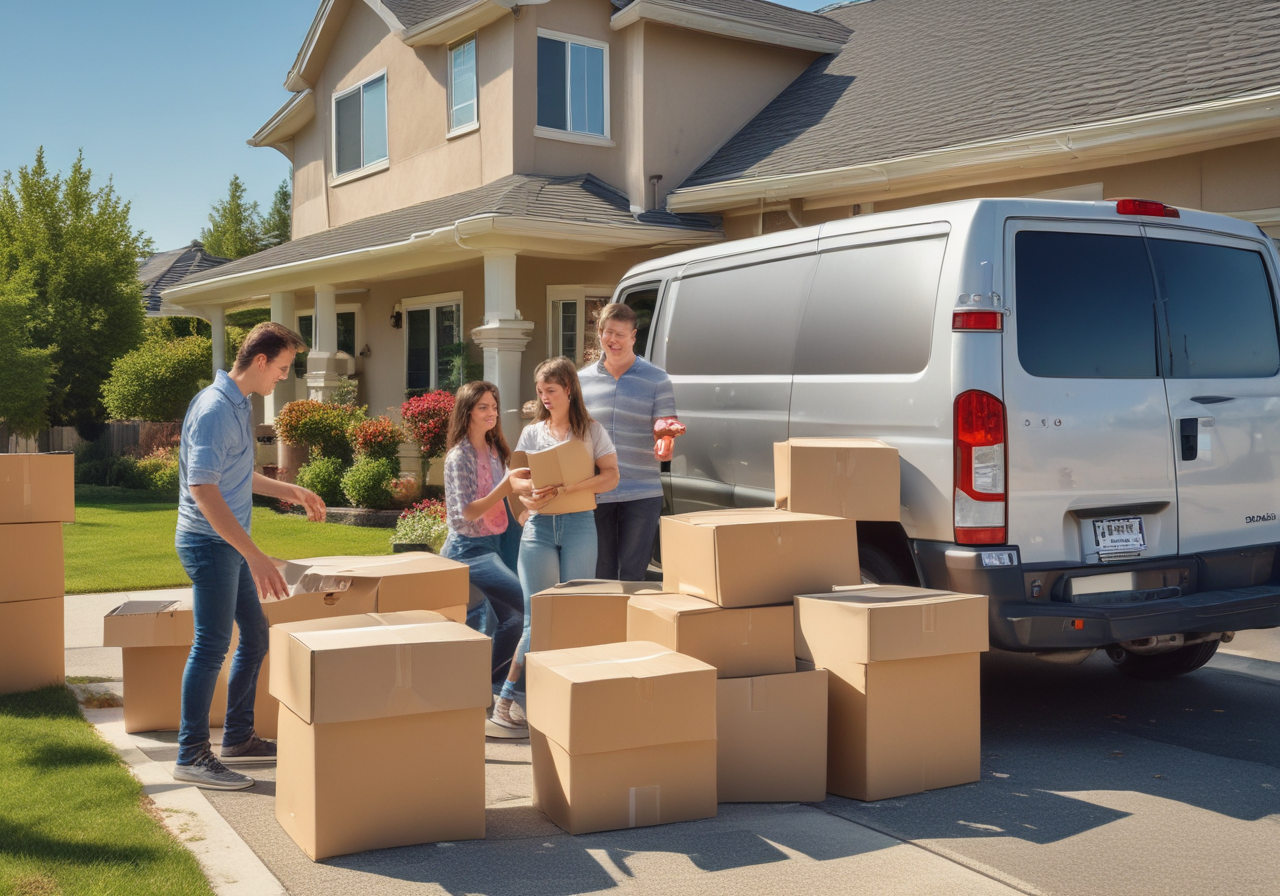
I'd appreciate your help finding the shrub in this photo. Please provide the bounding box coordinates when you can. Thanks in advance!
[275,399,362,462]
[105,455,150,490]
[296,455,349,507]
[101,335,212,422]
[330,376,359,407]
[401,390,454,462]
[136,446,180,495]
[74,457,111,486]
[351,417,404,471]
[341,457,397,510]
[392,498,448,550]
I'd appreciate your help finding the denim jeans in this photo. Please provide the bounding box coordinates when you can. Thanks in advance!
[442,531,524,684]
[175,531,269,764]
[500,510,598,700]
[594,496,664,581]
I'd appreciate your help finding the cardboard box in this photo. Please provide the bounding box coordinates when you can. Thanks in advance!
[660,509,861,608]
[0,596,64,694]
[104,601,229,732]
[626,592,795,679]
[717,670,828,802]
[0,453,74,524]
[271,611,490,859]
[0,522,64,604]
[774,438,900,521]
[530,580,654,652]
[794,585,989,665]
[527,641,717,834]
[511,441,597,514]
[279,553,470,614]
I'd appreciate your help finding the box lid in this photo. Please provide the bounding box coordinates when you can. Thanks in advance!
[527,640,716,755]
[269,610,491,724]
[103,600,193,648]
[665,508,839,528]
[794,585,989,665]
[281,553,461,594]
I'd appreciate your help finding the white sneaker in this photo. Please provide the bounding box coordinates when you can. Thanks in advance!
[173,747,255,791]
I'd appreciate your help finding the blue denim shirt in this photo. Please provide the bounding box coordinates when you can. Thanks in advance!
[177,370,255,540]
[578,355,676,503]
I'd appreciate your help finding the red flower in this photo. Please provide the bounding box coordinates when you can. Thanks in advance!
[401,391,455,460]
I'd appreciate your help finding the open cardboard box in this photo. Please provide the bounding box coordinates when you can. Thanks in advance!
[511,440,597,514]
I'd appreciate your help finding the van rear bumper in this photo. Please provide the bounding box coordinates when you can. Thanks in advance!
[912,541,1280,651]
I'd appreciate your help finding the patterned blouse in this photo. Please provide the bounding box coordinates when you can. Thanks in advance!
[443,440,509,538]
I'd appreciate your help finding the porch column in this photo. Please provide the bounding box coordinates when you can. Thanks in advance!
[306,283,343,401]
[209,306,227,375]
[470,250,533,436]
[265,291,297,421]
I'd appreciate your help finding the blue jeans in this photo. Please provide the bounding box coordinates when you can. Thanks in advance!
[442,531,524,684]
[594,496,664,581]
[501,510,598,700]
[175,531,270,764]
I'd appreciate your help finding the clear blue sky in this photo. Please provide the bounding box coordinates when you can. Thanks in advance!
[0,0,831,251]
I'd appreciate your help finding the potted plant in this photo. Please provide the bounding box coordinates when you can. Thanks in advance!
[391,499,448,553]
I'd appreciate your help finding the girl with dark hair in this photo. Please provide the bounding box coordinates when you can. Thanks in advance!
[490,357,620,733]
[441,381,531,718]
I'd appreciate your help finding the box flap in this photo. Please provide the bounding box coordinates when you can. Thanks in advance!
[103,600,193,648]
[527,441,597,515]
[278,553,469,614]
[666,508,838,527]
[625,592,720,622]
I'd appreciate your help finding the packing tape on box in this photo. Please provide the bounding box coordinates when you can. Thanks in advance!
[23,457,32,507]
[922,604,937,632]
[629,785,660,828]
[562,652,671,669]
[396,643,412,689]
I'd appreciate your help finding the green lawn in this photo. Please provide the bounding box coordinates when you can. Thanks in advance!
[0,686,213,896]
[65,486,394,595]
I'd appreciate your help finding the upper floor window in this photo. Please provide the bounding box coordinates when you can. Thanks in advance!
[333,72,388,178]
[449,38,477,134]
[536,31,608,138]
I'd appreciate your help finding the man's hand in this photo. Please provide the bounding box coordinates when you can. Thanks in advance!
[508,467,534,498]
[291,483,326,521]
[248,550,290,601]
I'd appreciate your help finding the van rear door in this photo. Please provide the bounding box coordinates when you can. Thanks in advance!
[1003,220,1179,566]
[1145,228,1280,555]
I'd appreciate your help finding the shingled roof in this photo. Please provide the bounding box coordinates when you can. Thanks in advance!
[612,0,850,46]
[381,0,471,30]
[172,174,719,289]
[138,242,230,315]
[683,0,1280,189]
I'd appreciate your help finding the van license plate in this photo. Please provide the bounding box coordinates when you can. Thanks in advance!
[1093,517,1146,552]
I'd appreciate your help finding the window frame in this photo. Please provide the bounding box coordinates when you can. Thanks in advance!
[535,29,611,144]
[330,69,389,183]
[546,286,612,366]
[295,304,363,377]
[447,36,479,138]
[403,292,465,393]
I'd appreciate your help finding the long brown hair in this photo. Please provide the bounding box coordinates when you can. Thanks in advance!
[534,356,592,440]
[446,381,511,467]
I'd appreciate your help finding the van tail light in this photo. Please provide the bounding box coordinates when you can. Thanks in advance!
[953,311,1003,331]
[1114,198,1180,218]
[955,390,1007,545]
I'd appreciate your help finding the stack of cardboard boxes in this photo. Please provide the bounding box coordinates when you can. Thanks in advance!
[0,454,73,695]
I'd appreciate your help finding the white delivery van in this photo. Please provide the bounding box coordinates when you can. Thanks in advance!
[610,198,1280,678]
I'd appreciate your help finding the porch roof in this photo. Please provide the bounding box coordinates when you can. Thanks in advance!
[138,242,230,315]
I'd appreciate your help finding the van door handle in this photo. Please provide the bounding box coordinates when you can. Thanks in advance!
[1179,417,1198,461]
[1191,395,1234,405]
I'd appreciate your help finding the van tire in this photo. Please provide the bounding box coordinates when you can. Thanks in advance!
[859,545,911,586]
[1107,640,1220,680]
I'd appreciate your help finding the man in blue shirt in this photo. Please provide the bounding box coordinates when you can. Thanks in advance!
[579,303,679,581]
[174,322,324,791]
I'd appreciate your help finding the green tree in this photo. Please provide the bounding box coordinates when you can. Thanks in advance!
[0,148,150,439]
[200,175,264,260]
[262,176,292,248]
[0,274,53,436]
[101,335,213,422]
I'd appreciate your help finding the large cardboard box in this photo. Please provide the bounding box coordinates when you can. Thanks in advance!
[660,509,860,608]
[626,592,795,679]
[530,580,654,652]
[270,611,489,859]
[773,438,900,521]
[527,641,717,834]
[0,596,64,694]
[717,670,827,803]
[511,441,597,514]
[0,454,74,524]
[0,522,64,604]
[104,601,229,733]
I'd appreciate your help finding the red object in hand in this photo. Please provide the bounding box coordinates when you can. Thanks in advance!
[653,417,685,461]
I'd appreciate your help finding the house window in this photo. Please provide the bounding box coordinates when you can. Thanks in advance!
[449,38,477,133]
[295,310,357,377]
[405,295,463,394]
[548,291,608,365]
[334,72,388,177]
[536,31,607,137]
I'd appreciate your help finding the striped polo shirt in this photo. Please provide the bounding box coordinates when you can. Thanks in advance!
[579,355,677,503]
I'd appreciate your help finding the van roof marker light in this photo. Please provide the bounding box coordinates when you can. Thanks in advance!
[1113,198,1180,218]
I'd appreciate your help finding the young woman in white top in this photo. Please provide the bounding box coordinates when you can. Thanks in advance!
[490,356,619,732]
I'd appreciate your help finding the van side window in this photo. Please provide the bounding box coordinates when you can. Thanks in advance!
[664,256,815,376]
[1016,231,1158,378]
[620,284,660,357]
[793,237,946,376]
[1148,240,1280,379]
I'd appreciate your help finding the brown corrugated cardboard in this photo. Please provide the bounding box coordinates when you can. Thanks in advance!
[530,728,717,835]
[0,596,64,694]
[276,703,485,860]
[511,441,597,514]
[279,553,469,614]
[774,438,900,521]
[269,611,490,725]
[0,454,74,524]
[529,580,654,652]
[0,522,64,604]
[794,586,989,666]
[716,670,828,802]
[660,509,861,608]
[626,593,795,679]
[104,600,195,648]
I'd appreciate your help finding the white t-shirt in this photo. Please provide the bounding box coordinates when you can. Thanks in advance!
[515,419,617,461]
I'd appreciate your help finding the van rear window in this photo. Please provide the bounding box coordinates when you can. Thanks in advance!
[1015,231,1158,378]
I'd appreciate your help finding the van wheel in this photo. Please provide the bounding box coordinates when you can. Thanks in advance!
[860,545,910,586]
[1106,640,1220,680]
